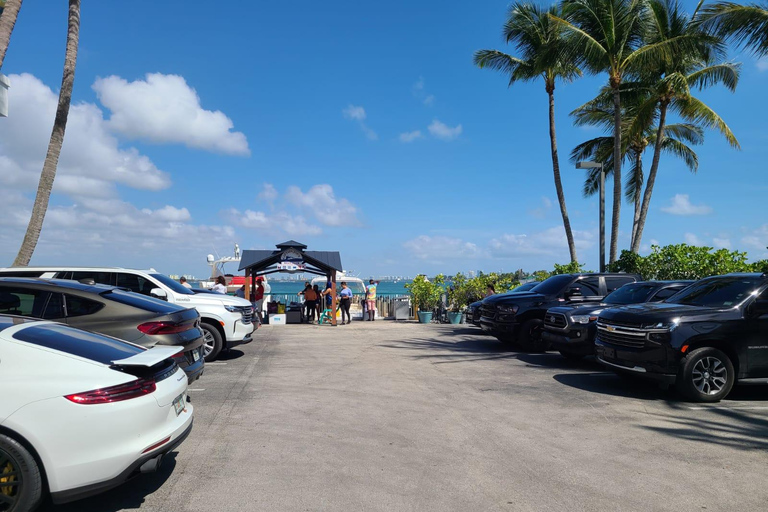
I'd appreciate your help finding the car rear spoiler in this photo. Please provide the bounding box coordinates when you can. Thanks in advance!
[111,346,183,367]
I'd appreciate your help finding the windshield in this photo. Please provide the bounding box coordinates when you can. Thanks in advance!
[530,275,574,295]
[667,277,761,308]
[149,273,194,295]
[604,283,658,305]
[511,282,538,293]
[102,289,182,313]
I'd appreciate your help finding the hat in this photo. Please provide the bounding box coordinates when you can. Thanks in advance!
[255,276,264,282]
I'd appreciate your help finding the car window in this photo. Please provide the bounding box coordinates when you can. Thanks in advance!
[667,277,762,307]
[578,277,600,294]
[568,281,599,297]
[115,272,154,294]
[148,273,195,295]
[64,294,104,317]
[605,276,636,293]
[603,283,658,305]
[42,293,65,319]
[651,286,684,301]
[12,323,142,364]
[70,271,115,286]
[0,287,51,317]
[101,289,181,313]
[0,271,46,278]
[530,275,574,295]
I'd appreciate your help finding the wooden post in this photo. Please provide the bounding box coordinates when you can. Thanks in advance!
[331,272,337,326]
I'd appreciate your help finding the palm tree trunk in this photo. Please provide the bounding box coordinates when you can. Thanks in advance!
[547,85,578,263]
[630,150,643,249]
[610,85,622,264]
[13,0,79,266]
[631,101,668,254]
[0,0,23,70]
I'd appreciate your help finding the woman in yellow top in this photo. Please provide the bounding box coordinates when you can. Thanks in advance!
[365,279,377,321]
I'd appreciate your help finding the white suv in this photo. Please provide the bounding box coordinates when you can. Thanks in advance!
[0,267,255,361]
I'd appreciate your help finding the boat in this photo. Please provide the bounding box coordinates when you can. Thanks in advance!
[201,244,272,297]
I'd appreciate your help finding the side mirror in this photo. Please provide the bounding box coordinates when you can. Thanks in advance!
[751,299,768,316]
[150,288,168,301]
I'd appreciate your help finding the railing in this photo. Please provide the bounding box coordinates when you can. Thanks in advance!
[262,293,413,319]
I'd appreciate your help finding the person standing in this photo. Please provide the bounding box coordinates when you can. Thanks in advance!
[179,276,192,289]
[252,277,265,326]
[298,282,311,320]
[365,279,377,321]
[304,285,318,323]
[339,282,353,325]
[211,275,227,294]
[312,284,322,321]
[486,284,496,297]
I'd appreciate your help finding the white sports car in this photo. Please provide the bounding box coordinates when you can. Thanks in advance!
[0,315,194,511]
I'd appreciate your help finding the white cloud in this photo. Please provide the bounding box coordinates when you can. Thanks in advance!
[412,77,435,106]
[684,232,703,245]
[93,73,249,156]
[0,73,170,200]
[428,119,462,141]
[528,196,553,219]
[342,104,377,140]
[757,57,768,72]
[660,194,713,216]
[489,226,593,258]
[713,237,732,249]
[224,208,321,237]
[342,105,367,121]
[257,183,278,204]
[403,235,484,260]
[399,130,422,143]
[423,94,435,106]
[412,77,424,93]
[742,224,768,253]
[285,184,361,227]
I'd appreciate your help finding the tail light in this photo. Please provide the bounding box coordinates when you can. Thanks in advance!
[65,378,156,404]
[137,321,188,335]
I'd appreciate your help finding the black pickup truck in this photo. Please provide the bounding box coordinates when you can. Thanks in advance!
[479,273,641,351]
[595,273,768,402]
[542,280,692,359]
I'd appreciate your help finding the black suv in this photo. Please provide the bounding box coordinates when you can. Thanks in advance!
[595,273,768,402]
[542,280,692,360]
[479,273,641,351]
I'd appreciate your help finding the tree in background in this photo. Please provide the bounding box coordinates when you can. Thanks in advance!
[474,2,581,263]
[700,1,768,56]
[0,0,23,70]
[629,0,740,253]
[14,0,80,266]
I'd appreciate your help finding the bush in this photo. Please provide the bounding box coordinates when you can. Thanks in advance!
[532,261,586,281]
[405,274,444,311]
[609,244,758,280]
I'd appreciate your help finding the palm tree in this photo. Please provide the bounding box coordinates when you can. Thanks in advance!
[474,2,582,263]
[0,0,23,70]
[13,0,80,266]
[629,0,740,253]
[552,0,700,263]
[699,1,768,56]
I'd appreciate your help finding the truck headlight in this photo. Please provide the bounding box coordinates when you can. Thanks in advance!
[224,305,239,313]
[570,315,596,324]
[497,305,519,314]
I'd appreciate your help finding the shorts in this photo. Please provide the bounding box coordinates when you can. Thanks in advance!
[253,299,264,313]
[365,299,376,310]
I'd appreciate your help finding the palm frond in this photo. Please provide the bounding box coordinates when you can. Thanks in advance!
[699,2,768,56]
[672,95,740,148]
[660,138,700,171]
[473,50,536,85]
[686,62,741,91]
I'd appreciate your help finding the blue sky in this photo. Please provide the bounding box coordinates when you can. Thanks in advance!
[0,0,766,279]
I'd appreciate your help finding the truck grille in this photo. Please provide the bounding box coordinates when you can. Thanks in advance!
[545,312,567,329]
[596,322,646,349]
[480,305,496,318]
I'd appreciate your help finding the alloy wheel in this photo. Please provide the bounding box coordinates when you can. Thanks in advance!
[691,356,728,395]
[0,451,21,511]
[202,330,215,358]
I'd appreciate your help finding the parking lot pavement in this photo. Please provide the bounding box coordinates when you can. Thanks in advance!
[45,322,768,512]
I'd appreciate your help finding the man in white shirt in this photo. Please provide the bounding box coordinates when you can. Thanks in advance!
[179,276,192,289]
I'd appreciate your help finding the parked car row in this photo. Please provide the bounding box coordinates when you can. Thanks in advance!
[0,266,260,511]
[475,272,768,403]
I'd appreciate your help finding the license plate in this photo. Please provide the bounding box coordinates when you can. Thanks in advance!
[603,346,616,360]
[192,349,200,362]
[173,393,186,416]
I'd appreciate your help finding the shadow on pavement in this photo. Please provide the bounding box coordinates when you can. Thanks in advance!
[42,453,178,512]
[216,348,244,361]
[553,372,676,401]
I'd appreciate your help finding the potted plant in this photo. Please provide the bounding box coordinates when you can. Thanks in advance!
[446,273,468,324]
[406,274,442,323]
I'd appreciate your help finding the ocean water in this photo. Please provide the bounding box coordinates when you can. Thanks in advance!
[265,280,410,296]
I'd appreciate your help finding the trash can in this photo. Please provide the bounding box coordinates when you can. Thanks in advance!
[393,297,410,321]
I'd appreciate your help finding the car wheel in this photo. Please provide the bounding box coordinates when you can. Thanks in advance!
[558,350,585,361]
[0,434,43,512]
[517,319,548,352]
[201,322,224,362]
[677,347,734,403]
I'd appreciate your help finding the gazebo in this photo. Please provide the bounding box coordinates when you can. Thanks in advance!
[239,241,343,326]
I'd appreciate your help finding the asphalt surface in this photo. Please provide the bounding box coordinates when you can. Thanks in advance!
[46,321,768,512]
